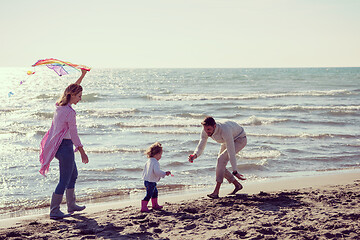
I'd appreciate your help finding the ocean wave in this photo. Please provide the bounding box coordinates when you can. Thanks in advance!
[238,115,351,127]
[85,167,143,173]
[237,105,360,112]
[242,116,289,126]
[0,198,50,216]
[32,112,53,119]
[138,129,198,135]
[292,119,348,126]
[2,128,47,137]
[249,133,359,139]
[316,165,360,172]
[240,150,281,160]
[33,93,101,102]
[0,109,16,113]
[146,89,353,101]
[165,161,187,167]
[86,124,107,129]
[180,162,267,175]
[85,167,119,172]
[181,167,215,175]
[115,122,197,128]
[34,94,58,100]
[83,108,138,118]
[86,147,145,154]
[175,113,209,119]
[315,154,360,162]
[81,93,102,102]
[21,147,40,152]
[237,163,267,171]
[347,143,360,148]
[35,130,47,136]
[327,110,360,117]
[120,167,143,172]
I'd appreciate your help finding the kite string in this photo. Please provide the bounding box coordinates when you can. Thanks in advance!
[8,67,36,97]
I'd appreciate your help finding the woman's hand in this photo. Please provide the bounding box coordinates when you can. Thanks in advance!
[166,171,171,176]
[81,153,89,164]
[78,147,89,164]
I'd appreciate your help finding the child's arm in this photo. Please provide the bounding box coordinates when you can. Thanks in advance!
[153,161,167,178]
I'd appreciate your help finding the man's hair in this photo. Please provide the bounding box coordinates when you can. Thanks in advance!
[201,116,216,126]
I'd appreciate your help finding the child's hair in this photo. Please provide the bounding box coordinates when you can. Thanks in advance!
[56,84,83,106]
[145,142,163,158]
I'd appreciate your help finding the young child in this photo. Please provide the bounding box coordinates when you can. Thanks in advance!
[141,142,171,212]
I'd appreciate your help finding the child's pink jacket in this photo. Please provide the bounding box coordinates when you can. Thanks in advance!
[39,104,83,176]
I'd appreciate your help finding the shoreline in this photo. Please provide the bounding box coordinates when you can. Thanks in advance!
[1,169,359,230]
[2,168,358,221]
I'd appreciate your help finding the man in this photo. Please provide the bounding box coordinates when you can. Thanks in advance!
[188,116,247,198]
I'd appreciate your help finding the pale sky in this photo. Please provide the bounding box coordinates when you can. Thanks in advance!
[0,0,359,68]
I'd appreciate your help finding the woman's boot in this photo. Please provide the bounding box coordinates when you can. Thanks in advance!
[50,193,70,219]
[66,188,86,214]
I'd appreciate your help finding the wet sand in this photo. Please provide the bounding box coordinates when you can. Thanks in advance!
[1,171,359,239]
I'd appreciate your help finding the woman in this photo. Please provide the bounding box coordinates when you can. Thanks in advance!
[39,69,89,219]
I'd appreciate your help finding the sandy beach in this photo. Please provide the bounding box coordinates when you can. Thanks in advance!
[1,170,359,239]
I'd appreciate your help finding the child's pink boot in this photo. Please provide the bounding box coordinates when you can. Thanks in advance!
[141,200,150,212]
[151,198,163,210]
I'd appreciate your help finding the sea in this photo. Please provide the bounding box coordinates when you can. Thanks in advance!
[0,67,359,218]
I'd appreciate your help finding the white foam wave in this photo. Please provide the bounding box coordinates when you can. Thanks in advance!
[32,112,53,119]
[146,89,353,101]
[139,129,198,135]
[116,122,198,128]
[238,163,267,171]
[83,108,138,118]
[87,147,144,154]
[239,150,281,160]
[175,113,208,119]
[81,93,102,102]
[86,167,118,172]
[238,105,360,111]
[241,116,289,126]
[249,133,358,139]
[115,116,200,128]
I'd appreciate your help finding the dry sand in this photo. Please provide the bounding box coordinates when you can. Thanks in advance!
[1,170,359,239]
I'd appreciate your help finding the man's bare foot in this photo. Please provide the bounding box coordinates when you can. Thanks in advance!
[228,184,243,195]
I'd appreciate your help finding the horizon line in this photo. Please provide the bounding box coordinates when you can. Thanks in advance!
[1,66,359,69]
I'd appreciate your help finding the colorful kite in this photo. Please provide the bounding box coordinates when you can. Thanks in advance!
[32,58,91,76]
[7,58,90,97]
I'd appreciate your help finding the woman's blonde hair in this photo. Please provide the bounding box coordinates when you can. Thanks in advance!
[56,84,83,106]
[145,142,162,158]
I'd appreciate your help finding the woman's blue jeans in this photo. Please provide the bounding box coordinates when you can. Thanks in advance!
[54,139,78,195]
[143,181,158,201]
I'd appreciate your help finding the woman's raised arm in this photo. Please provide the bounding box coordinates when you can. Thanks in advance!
[75,69,88,85]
